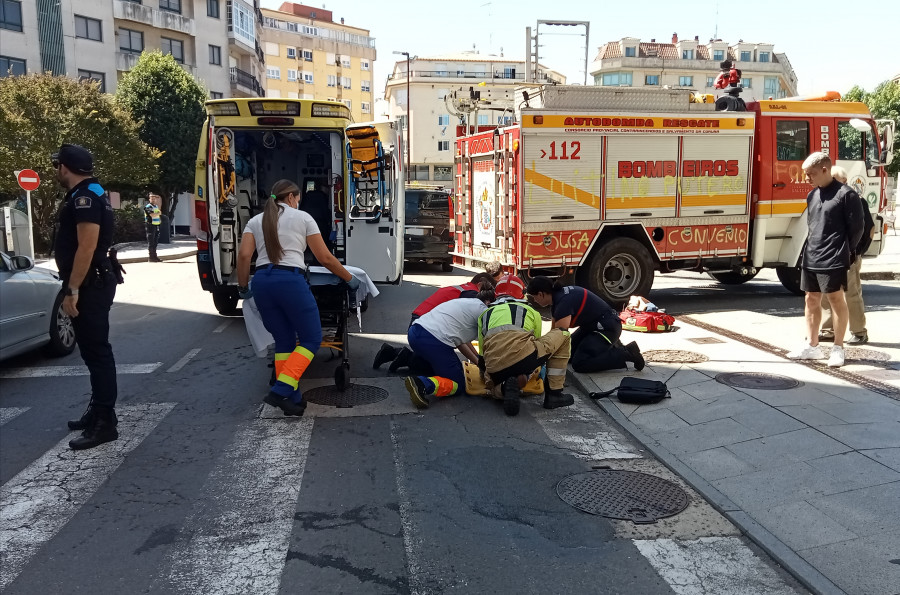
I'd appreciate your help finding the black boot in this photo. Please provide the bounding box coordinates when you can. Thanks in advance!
[624,341,645,371]
[502,379,521,417]
[373,343,398,369]
[543,379,574,409]
[263,392,307,417]
[388,347,413,373]
[69,407,119,450]
[68,404,118,431]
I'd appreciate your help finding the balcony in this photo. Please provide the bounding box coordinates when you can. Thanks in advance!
[230,67,264,97]
[387,70,562,84]
[117,51,196,76]
[113,0,195,35]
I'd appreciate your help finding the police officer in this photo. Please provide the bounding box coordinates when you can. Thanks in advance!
[144,193,162,262]
[53,144,120,450]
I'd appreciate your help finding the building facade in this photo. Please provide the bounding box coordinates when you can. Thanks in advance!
[384,51,565,185]
[260,3,374,123]
[0,0,265,98]
[589,34,798,101]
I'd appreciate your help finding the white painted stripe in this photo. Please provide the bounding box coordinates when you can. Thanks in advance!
[0,403,175,591]
[633,537,800,595]
[166,349,201,373]
[212,320,232,333]
[19,177,38,183]
[532,399,640,461]
[0,363,163,379]
[164,417,314,595]
[0,407,29,426]
[390,419,427,595]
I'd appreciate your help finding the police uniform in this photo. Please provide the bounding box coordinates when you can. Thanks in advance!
[54,144,119,449]
[144,201,162,261]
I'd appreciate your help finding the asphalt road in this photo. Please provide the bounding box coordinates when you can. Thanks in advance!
[0,258,810,594]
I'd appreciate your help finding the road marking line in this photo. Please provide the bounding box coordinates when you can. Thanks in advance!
[167,349,201,373]
[212,320,232,333]
[0,363,163,379]
[0,403,175,591]
[532,399,640,460]
[390,419,427,595]
[633,537,801,595]
[164,417,313,595]
[0,407,29,426]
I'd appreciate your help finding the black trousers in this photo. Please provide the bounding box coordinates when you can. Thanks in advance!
[570,317,627,373]
[72,273,118,408]
[147,224,160,259]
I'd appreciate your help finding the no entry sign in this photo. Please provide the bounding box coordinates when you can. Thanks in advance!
[16,169,40,192]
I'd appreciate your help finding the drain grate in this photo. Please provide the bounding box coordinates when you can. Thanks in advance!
[304,384,388,407]
[557,470,689,524]
[687,337,725,344]
[715,372,801,390]
[644,349,709,363]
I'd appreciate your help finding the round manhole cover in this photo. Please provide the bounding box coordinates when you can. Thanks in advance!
[304,384,388,407]
[844,347,890,363]
[556,470,689,523]
[715,372,801,390]
[644,350,709,363]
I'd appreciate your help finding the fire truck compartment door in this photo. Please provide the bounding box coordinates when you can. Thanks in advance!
[766,118,814,213]
[605,136,678,219]
[522,133,602,223]
[679,136,751,217]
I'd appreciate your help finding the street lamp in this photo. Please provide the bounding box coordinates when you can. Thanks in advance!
[393,51,411,182]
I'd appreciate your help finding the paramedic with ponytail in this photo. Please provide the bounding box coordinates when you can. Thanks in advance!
[237,179,359,416]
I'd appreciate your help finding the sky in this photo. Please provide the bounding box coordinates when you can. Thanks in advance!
[261,0,899,100]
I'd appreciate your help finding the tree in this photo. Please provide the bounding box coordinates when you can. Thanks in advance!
[844,80,900,176]
[0,74,160,252]
[115,51,207,222]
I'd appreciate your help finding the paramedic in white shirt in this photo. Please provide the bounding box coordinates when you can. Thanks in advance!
[237,179,359,417]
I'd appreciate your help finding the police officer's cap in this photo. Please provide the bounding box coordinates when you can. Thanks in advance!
[52,144,94,175]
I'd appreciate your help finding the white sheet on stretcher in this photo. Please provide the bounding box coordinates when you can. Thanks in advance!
[242,266,379,358]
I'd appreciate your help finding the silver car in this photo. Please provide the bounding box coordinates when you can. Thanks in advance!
[0,252,76,361]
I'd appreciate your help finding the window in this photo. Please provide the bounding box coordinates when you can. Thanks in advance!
[706,76,716,88]
[266,66,280,79]
[601,72,632,86]
[326,52,335,65]
[119,28,143,54]
[624,46,636,57]
[838,120,864,161]
[764,77,778,97]
[327,74,337,87]
[265,42,278,56]
[287,91,298,99]
[341,57,350,68]
[266,89,281,98]
[645,74,659,85]
[435,63,447,76]
[207,0,219,18]
[679,75,693,86]
[343,99,351,109]
[740,50,751,61]
[477,114,489,125]
[434,166,453,181]
[776,120,809,161]
[303,71,313,83]
[287,69,297,81]
[498,116,513,125]
[361,80,370,92]
[210,91,224,99]
[682,49,694,59]
[1,0,23,32]
[412,165,430,181]
[78,69,106,92]
[159,0,181,13]
[75,15,102,41]
[302,50,312,62]
[713,49,724,61]
[230,1,255,46]
[161,37,184,63]
[361,101,370,114]
[286,47,296,59]
[302,25,318,35]
[741,77,752,88]
[287,22,298,32]
[759,51,770,63]
[361,60,369,70]
[1,55,26,76]
[503,66,516,79]
[340,76,350,88]
[209,45,221,65]
[437,114,449,126]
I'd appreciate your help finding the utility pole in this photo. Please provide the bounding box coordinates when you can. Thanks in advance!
[393,51,411,182]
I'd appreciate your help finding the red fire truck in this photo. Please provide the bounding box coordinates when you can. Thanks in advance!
[452,86,894,304]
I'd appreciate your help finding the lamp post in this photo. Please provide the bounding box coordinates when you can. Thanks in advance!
[393,51,411,182]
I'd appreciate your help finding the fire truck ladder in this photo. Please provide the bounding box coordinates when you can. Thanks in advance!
[346,125,389,222]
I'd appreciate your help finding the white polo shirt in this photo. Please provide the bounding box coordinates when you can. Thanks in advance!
[244,206,320,269]
[413,298,487,347]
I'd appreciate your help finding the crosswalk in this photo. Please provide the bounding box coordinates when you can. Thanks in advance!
[0,392,805,595]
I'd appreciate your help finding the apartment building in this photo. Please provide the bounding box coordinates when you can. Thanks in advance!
[260,3,375,122]
[0,0,264,98]
[384,51,565,185]
[589,33,798,101]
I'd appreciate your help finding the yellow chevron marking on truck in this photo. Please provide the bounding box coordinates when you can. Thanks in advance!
[524,168,601,209]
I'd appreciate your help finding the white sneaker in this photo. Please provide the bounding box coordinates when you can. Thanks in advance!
[786,344,825,360]
[828,345,845,368]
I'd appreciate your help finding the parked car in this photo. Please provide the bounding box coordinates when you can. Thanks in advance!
[404,187,454,271]
[0,252,76,361]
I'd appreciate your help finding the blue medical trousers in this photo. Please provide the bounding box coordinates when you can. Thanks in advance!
[407,323,464,395]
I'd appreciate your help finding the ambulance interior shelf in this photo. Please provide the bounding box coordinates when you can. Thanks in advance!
[347,125,394,224]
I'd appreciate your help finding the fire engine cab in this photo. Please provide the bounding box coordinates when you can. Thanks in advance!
[452,86,894,304]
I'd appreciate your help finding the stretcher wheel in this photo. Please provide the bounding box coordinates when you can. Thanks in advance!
[335,363,351,391]
[360,297,369,313]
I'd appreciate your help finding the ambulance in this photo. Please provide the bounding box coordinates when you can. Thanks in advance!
[452,86,894,304]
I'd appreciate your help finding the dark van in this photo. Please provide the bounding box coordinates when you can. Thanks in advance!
[404,187,454,271]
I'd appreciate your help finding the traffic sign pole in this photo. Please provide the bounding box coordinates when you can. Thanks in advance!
[25,190,35,259]
[14,169,41,259]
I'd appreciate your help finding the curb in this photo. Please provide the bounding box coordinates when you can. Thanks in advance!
[117,250,197,265]
[567,370,846,595]
[859,271,900,281]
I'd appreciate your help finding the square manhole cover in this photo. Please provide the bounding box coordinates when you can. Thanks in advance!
[687,337,725,344]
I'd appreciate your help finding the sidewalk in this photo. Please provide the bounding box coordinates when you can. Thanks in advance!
[859,224,900,281]
[113,235,197,264]
[572,319,900,594]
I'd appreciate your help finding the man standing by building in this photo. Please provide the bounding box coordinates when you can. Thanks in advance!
[53,144,120,450]
[787,152,864,368]
[144,193,162,262]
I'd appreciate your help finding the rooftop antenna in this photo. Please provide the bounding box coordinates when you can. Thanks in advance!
[714,0,719,40]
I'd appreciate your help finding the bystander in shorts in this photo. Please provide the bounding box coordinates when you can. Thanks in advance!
[800,268,847,294]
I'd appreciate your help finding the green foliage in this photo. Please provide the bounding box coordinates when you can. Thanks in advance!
[0,74,160,252]
[115,51,207,218]
[843,81,900,176]
[112,203,148,244]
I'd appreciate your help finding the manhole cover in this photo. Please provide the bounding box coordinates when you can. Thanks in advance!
[304,384,388,407]
[844,348,891,363]
[715,372,801,390]
[687,337,725,344]
[644,350,709,363]
[557,470,689,524]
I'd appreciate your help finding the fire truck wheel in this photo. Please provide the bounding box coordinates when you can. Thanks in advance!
[776,266,804,296]
[213,287,239,316]
[708,270,759,285]
[585,237,654,306]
